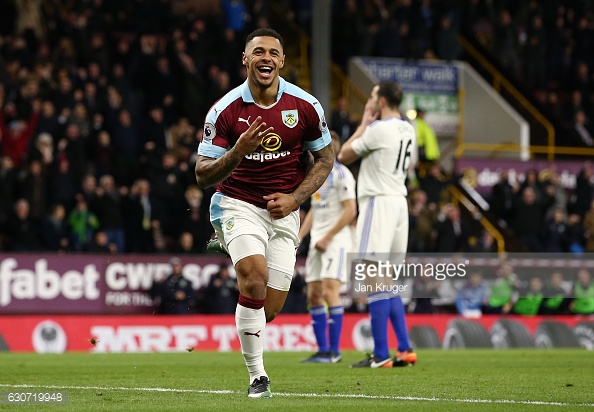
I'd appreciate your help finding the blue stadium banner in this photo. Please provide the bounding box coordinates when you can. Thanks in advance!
[358,58,459,95]
[357,58,460,136]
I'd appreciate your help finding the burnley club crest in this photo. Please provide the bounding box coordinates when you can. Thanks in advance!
[281,110,299,128]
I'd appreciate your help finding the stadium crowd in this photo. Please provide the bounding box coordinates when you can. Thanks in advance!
[0,1,592,314]
[462,0,594,147]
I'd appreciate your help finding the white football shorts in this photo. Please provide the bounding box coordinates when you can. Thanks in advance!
[356,195,409,258]
[210,192,300,291]
[305,231,352,284]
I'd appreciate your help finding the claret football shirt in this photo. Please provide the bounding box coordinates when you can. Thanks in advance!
[198,77,332,209]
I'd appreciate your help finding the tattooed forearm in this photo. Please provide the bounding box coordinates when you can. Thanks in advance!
[195,151,245,189]
[291,145,334,206]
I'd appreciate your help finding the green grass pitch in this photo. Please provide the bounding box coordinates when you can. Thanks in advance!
[0,350,593,411]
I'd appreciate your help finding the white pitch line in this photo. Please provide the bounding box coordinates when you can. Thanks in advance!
[1,383,593,407]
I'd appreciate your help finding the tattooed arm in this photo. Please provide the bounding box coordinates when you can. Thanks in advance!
[194,152,244,189]
[264,144,334,219]
[292,144,334,205]
[195,116,272,189]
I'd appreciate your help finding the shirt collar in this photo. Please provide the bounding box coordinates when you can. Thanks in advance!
[241,77,286,103]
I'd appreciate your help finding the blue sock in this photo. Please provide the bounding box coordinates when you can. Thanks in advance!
[389,296,411,351]
[310,305,329,352]
[368,293,390,360]
[328,306,344,354]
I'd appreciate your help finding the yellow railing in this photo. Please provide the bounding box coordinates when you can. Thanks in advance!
[330,62,368,106]
[289,30,369,113]
[449,185,506,254]
[457,35,556,160]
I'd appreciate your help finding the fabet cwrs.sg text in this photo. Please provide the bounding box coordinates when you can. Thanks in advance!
[0,258,100,306]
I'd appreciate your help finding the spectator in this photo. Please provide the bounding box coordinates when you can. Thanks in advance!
[570,63,591,108]
[68,103,91,139]
[79,174,97,203]
[569,110,594,147]
[563,90,586,126]
[147,151,187,243]
[124,179,164,253]
[90,174,125,253]
[82,82,105,117]
[88,231,117,254]
[408,189,436,252]
[181,185,212,251]
[59,123,87,186]
[48,157,77,212]
[219,28,243,85]
[434,204,468,253]
[177,52,208,128]
[18,160,48,222]
[493,9,521,80]
[91,130,119,180]
[569,269,594,315]
[540,272,568,315]
[151,257,195,315]
[410,278,440,314]
[170,117,196,163]
[68,196,99,252]
[436,15,461,61]
[573,163,594,218]
[414,108,440,162]
[484,262,517,314]
[52,76,75,113]
[543,90,564,127]
[142,106,169,155]
[221,0,249,34]
[4,199,40,251]
[0,98,40,168]
[456,272,489,318]
[39,203,69,252]
[35,100,60,137]
[205,263,239,314]
[175,231,198,254]
[110,108,140,160]
[15,0,45,43]
[544,171,568,220]
[29,132,55,168]
[540,208,569,253]
[470,230,498,253]
[331,96,356,144]
[510,277,544,316]
[490,169,514,222]
[419,163,448,207]
[516,169,543,201]
[510,186,554,252]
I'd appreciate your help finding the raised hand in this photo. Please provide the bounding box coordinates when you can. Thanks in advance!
[234,116,274,156]
[361,98,379,126]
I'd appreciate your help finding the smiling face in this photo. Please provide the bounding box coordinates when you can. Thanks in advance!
[242,35,284,90]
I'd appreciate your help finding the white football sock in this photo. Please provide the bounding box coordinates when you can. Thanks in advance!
[236,303,267,384]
